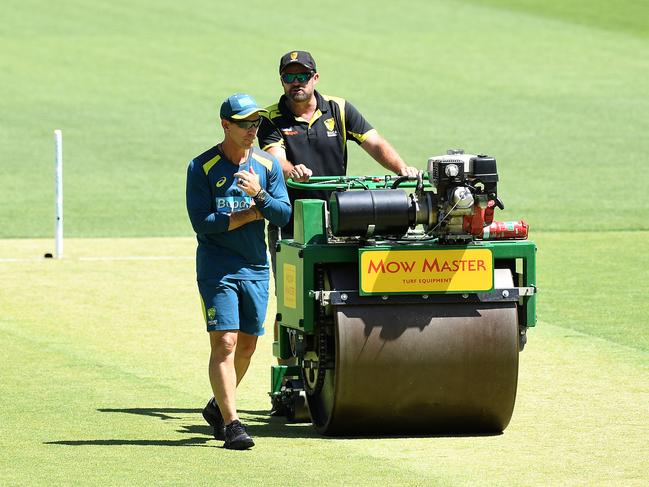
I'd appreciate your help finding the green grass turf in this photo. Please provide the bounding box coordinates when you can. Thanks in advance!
[461,0,649,38]
[533,230,649,352]
[1,238,647,486]
[1,0,648,236]
[1,0,648,485]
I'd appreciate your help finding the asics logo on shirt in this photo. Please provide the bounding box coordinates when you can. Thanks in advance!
[216,176,227,188]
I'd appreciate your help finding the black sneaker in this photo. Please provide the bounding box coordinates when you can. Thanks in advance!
[202,397,225,441]
[224,420,254,450]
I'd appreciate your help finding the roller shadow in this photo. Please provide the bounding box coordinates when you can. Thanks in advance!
[322,431,503,440]
[44,407,319,447]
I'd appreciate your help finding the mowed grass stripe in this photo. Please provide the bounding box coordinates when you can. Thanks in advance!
[459,0,649,38]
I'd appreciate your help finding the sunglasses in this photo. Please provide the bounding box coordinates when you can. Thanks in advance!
[281,72,314,84]
[229,117,262,129]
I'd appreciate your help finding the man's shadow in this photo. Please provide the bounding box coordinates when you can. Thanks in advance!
[44,407,319,448]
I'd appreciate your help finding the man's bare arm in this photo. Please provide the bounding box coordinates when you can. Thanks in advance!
[227,205,262,231]
[361,132,418,177]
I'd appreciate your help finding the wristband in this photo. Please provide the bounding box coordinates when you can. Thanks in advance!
[253,188,268,204]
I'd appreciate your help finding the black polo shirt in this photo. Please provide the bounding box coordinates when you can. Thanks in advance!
[258,91,375,233]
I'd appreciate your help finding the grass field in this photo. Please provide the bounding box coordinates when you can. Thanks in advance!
[1,0,648,485]
[1,237,647,486]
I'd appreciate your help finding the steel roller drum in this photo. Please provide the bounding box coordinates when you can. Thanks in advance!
[306,268,519,435]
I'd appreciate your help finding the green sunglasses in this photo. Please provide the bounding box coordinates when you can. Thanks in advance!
[281,72,314,84]
[229,117,262,129]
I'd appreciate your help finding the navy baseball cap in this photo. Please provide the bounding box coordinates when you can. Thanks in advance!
[279,50,317,73]
[219,93,267,120]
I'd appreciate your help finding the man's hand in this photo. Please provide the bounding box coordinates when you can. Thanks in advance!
[234,167,262,197]
[399,165,420,178]
[290,163,312,182]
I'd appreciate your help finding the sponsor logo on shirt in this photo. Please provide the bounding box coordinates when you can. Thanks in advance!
[215,196,252,213]
[215,176,227,188]
[281,127,299,136]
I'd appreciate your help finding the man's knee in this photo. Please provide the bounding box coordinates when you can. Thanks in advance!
[236,334,258,360]
[209,331,238,359]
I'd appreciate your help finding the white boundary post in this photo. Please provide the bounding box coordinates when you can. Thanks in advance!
[54,129,63,258]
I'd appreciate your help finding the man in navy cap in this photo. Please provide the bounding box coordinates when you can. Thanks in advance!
[186,93,290,449]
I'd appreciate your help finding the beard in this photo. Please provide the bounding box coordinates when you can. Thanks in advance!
[287,87,310,102]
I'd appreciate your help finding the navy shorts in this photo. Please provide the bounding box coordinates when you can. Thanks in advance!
[198,277,268,336]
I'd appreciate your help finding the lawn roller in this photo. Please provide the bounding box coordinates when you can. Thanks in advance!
[270,150,537,435]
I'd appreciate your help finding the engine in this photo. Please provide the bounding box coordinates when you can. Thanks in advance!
[329,150,527,243]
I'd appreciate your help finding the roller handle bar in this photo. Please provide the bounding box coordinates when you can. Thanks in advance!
[287,174,430,190]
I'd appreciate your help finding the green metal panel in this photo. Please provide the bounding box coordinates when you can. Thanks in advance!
[274,243,305,359]
[270,365,288,394]
[276,241,358,333]
[270,365,301,394]
[490,240,537,327]
[293,200,327,245]
[276,238,537,334]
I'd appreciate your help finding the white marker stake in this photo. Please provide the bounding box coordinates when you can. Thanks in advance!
[54,129,63,258]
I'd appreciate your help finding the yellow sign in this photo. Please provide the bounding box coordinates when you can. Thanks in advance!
[360,248,493,294]
[283,263,297,308]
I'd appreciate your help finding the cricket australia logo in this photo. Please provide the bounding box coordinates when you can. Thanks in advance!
[324,117,338,137]
[207,307,216,320]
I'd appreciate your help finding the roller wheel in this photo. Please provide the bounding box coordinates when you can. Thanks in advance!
[303,267,519,436]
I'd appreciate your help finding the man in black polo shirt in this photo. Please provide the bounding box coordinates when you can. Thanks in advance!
[258,49,418,242]
[256,50,418,382]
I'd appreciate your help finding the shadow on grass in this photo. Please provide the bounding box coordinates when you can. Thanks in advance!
[44,407,319,447]
[44,406,502,447]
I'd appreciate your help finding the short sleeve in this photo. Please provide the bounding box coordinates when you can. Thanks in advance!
[258,116,285,151]
[344,101,376,145]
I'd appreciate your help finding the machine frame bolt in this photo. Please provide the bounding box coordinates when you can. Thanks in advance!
[502,290,510,298]
[340,293,348,301]
[462,293,469,299]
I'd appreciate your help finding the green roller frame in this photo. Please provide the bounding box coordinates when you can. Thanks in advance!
[270,199,537,398]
